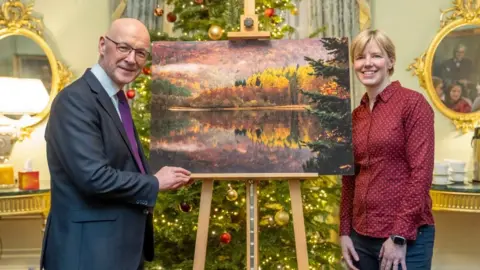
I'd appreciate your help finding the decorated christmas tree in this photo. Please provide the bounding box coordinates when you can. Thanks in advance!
[128,1,345,269]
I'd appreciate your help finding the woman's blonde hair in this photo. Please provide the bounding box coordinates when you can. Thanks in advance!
[351,29,396,75]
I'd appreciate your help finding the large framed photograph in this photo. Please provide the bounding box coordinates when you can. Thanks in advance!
[13,54,52,92]
[149,38,354,176]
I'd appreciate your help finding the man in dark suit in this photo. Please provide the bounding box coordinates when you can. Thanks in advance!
[441,43,474,86]
[40,18,191,270]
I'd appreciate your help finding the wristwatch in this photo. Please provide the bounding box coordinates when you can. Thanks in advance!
[390,235,406,245]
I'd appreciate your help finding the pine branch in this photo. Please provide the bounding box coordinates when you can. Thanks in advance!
[320,37,349,64]
[308,26,327,38]
[304,57,346,79]
[302,91,345,104]
[307,109,344,122]
[305,139,345,152]
[223,0,241,29]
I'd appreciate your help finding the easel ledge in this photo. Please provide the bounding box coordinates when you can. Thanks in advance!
[190,173,319,180]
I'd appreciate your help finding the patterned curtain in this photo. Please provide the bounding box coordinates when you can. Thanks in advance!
[289,0,359,39]
[110,0,165,30]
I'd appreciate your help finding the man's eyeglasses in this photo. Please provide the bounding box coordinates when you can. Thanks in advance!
[104,36,150,60]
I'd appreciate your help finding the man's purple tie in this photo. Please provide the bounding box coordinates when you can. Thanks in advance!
[117,90,145,174]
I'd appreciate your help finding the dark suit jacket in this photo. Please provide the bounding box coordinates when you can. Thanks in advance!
[441,58,474,84]
[41,69,159,270]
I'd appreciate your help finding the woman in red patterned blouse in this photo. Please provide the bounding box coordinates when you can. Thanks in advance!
[339,29,435,270]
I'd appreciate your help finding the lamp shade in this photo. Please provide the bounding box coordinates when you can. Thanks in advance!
[0,77,49,115]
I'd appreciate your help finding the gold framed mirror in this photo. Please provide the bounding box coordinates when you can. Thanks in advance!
[408,0,480,133]
[0,0,71,138]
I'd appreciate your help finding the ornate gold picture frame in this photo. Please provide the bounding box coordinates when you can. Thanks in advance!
[408,0,480,133]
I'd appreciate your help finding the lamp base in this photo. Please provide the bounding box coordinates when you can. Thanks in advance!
[0,133,13,159]
[0,163,15,189]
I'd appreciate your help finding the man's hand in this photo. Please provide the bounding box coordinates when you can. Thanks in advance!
[154,166,191,191]
[340,235,359,270]
[379,237,407,270]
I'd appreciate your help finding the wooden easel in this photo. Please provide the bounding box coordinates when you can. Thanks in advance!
[192,1,313,269]
[226,0,269,39]
[192,173,316,270]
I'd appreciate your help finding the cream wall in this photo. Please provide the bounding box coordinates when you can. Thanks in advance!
[372,0,479,269]
[0,0,110,269]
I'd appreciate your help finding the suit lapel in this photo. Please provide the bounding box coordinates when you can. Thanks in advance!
[83,70,139,170]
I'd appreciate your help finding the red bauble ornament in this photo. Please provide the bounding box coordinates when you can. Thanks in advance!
[126,89,136,99]
[264,8,275,17]
[179,202,191,212]
[142,66,151,75]
[220,232,231,244]
[194,0,203,4]
[154,5,164,16]
[167,12,177,23]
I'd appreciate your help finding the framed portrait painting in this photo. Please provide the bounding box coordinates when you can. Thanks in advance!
[13,54,52,93]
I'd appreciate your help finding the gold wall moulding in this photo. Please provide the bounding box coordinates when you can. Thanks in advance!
[407,0,480,133]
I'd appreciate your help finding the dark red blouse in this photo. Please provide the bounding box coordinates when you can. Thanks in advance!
[340,81,435,240]
[450,99,471,113]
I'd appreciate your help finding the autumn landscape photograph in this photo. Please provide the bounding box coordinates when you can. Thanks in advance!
[149,38,354,175]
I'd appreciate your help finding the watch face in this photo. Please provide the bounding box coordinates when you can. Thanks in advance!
[393,236,406,245]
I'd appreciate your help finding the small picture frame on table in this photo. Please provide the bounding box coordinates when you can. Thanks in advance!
[12,54,52,93]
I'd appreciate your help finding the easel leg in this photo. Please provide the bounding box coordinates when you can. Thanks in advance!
[193,179,214,270]
[246,180,259,270]
[288,179,309,270]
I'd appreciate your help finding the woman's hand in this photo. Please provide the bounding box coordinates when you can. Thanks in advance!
[379,237,407,270]
[340,235,359,270]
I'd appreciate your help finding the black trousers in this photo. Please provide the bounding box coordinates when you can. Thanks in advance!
[350,225,435,270]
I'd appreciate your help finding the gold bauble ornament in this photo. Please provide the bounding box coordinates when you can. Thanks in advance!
[226,188,238,201]
[208,25,223,40]
[274,210,290,226]
[290,8,298,15]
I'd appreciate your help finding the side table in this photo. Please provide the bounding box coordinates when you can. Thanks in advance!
[430,183,480,213]
[0,189,50,231]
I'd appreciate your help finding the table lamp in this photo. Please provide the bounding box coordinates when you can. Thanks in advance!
[0,77,49,116]
[0,77,49,188]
